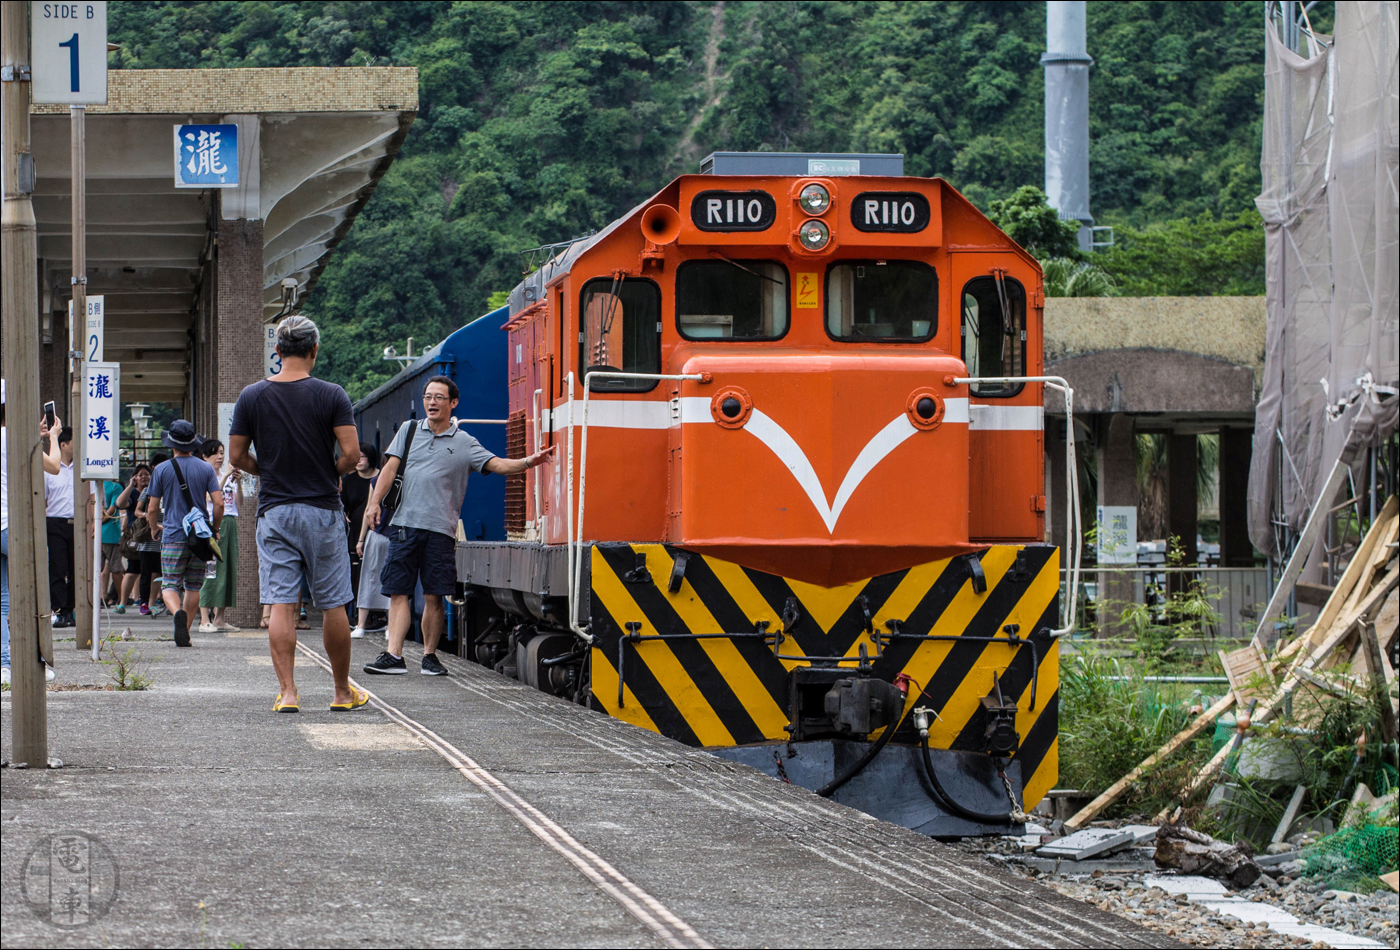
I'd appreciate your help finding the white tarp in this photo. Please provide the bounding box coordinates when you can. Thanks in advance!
[1249,1,1400,560]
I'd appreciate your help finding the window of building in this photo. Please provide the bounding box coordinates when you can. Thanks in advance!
[675,259,789,340]
[579,278,661,392]
[826,261,937,341]
[961,275,1026,397]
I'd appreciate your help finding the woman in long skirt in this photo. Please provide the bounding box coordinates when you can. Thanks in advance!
[197,440,243,632]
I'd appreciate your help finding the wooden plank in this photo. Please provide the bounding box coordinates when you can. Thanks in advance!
[1161,566,1399,815]
[1281,497,1400,661]
[1359,621,1398,744]
[1340,515,1399,619]
[1064,692,1235,831]
[1305,497,1397,651]
[1220,645,1270,704]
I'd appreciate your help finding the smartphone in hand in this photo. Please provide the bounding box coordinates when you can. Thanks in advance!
[43,401,56,429]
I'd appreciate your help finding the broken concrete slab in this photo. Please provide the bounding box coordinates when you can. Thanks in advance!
[1144,876,1387,949]
[1038,827,1137,860]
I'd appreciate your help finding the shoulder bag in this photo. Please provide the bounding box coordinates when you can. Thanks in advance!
[173,458,221,562]
[378,422,418,532]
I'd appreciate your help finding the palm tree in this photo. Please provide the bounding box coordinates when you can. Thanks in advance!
[1042,257,1118,297]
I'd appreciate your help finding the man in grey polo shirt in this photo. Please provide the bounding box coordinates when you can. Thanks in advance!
[362,375,551,676]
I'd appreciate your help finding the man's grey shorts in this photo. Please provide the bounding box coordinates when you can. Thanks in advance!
[256,503,352,609]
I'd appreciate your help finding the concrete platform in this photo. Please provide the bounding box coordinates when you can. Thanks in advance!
[2,613,1176,948]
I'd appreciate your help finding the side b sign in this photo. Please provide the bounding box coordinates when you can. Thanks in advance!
[690,190,777,232]
[174,124,239,188]
[850,192,930,233]
[30,1,108,105]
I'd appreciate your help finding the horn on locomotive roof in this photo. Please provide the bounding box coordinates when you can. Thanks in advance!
[640,204,682,246]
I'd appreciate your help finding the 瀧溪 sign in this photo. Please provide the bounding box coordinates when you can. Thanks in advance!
[173,124,239,188]
[30,1,108,105]
[264,323,282,377]
[80,361,119,479]
[1096,505,1138,565]
[69,294,104,361]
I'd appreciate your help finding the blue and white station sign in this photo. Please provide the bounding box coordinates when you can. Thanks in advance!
[173,123,239,188]
[80,361,120,479]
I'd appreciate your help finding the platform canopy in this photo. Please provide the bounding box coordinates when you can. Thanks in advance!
[31,67,417,403]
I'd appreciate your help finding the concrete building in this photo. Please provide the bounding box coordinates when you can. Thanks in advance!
[26,67,417,625]
[1043,295,1267,632]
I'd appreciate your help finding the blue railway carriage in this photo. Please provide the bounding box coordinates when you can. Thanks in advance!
[352,306,510,543]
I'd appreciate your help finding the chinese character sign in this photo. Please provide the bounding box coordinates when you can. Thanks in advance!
[1096,505,1138,566]
[81,362,120,479]
[173,124,239,188]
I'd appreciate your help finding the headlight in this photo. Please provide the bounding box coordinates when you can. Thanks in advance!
[797,219,830,251]
[798,183,831,214]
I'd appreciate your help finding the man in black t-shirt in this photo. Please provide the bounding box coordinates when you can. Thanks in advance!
[229,315,366,714]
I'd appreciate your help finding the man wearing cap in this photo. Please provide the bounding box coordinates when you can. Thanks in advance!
[145,420,223,647]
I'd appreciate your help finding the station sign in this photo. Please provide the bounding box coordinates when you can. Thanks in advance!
[69,294,104,361]
[174,123,239,188]
[850,192,931,233]
[30,1,108,105]
[264,323,282,377]
[80,361,120,479]
[690,190,777,232]
[1096,505,1138,565]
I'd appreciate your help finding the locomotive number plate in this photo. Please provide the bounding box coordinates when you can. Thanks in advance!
[690,190,778,232]
[851,192,931,233]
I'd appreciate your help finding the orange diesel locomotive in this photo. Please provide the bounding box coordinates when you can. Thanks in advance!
[458,152,1080,836]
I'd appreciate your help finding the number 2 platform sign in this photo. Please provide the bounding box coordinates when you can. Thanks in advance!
[31,2,108,106]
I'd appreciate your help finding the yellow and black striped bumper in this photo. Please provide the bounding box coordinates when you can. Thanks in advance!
[587,543,1060,810]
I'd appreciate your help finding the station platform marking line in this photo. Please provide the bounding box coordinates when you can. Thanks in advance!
[425,650,1164,950]
[293,642,713,950]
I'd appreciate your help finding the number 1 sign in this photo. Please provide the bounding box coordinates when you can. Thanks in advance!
[31,2,108,105]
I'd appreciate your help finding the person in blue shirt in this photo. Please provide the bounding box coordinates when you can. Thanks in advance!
[145,420,222,648]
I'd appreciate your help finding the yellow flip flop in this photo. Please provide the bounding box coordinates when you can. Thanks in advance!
[273,693,300,713]
[330,687,369,712]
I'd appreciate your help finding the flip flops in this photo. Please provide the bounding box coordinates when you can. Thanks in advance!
[272,693,300,713]
[329,687,369,712]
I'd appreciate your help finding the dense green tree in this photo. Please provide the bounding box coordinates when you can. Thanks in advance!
[987,186,1081,260]
[107,0,1290,398]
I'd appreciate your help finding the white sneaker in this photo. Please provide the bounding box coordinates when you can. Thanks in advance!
[45,665,55,682]
[198,623,218,633]
[350,626,365,639]
[1,667,10,685]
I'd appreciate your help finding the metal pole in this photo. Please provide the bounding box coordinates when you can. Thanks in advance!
[91,479,101,659]
[2,0,52,765]
[70,103,91,650]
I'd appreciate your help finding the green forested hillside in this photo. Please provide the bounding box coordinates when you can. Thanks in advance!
[108,0,1305,399]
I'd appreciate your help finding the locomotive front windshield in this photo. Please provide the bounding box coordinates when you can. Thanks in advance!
[676,259,788,340]
[826,261,938,341]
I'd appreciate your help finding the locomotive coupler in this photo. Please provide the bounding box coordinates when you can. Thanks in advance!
[980,671,1020,757]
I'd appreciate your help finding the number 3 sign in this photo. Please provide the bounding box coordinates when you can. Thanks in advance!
[31,2,108,105]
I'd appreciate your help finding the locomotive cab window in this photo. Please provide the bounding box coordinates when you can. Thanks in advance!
[579,278,662,392]
[826,260,937,341]
[961,275,1026,396]
[675,259,788,340]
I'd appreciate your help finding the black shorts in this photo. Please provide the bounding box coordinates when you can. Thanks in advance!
[380,526,457,597]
